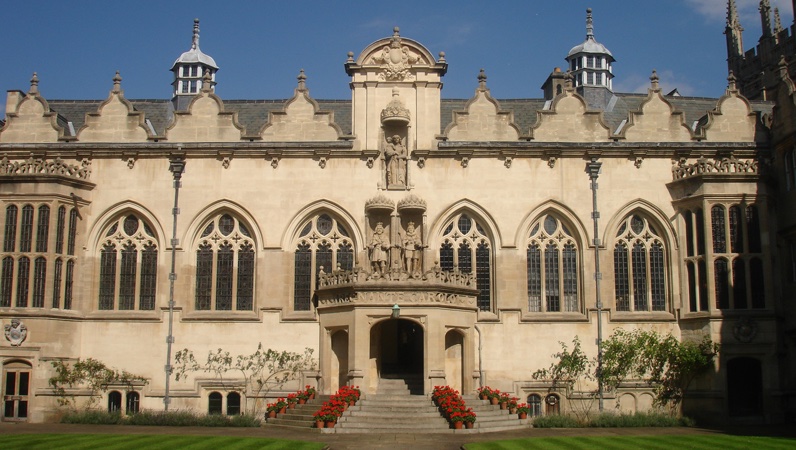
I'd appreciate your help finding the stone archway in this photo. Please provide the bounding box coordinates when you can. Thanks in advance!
[727,356,763,418]
[371,319,424,386]
[330,330,349,392]
[444,330,464,392]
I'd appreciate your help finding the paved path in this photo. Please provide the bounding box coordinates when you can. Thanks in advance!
[2,422,795,450]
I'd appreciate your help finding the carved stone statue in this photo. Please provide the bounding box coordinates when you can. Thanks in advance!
[401,221,422,275]
[384,135,407,187]
[4,318,27,346]
[369,222,390,275]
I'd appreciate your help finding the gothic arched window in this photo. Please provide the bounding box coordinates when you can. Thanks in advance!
[195,213,255,311]
[613,214,667,312]
[527,214,579,312]
[440,213,493,311]
[98,214,158,310]
[293,213,354,311]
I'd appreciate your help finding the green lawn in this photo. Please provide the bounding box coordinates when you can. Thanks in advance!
[464,435,795,450]
[1,434,325,450]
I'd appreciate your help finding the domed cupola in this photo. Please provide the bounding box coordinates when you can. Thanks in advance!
[565,8,614,90]
[171,19,218,107]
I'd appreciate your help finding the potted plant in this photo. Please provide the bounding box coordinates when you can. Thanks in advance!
[287,393,298,409]
[274,397,288,414]
[464,409,476,429]
[516,403,530,420]
[498,392,510,410]
[265,403,279,419]
[508,396,519,414]
[476,386,493,401]
[297,389,309,405]
[305,385,316,400]
[450,411,465,429]
[313,406,336,428]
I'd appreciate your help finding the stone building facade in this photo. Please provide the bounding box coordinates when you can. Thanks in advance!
[1,4,794,424]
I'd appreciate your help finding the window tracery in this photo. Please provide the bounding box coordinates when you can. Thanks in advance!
[194,213,255,311]
[526,214,579,313]
[293,213,354,311]
[612,214,667,312]
[98,214,158,310]
[439,213,492,311]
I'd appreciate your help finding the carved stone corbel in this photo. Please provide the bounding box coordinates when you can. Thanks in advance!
[461,156,470,168]
[417,157,426,169]
[547,156,556,168]
[271,157,279,169]
[126,157,136,169]
[319,156,327,169]
[504,156,513,168]
[221,156,231,169]
[634,156,643,168]
[367,156,374,169]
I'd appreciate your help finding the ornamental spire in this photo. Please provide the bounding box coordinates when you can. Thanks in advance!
[192,18,200,50]
[586,8,594,38]
[760,0,772,37]
[29,72,39,95]
[112,71,122,93]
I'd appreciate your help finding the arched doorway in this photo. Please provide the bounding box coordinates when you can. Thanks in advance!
[371,319,424,392]
[331,330,349,392]
[727,357,763,418]
[444,330,464,392]
[2,360,31,422]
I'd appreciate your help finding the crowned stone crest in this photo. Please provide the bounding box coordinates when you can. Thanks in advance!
[733,317,758,343]
[365,194,395,212]
[4,318,28,346]
[369,27,425,81]
[397,194,427,212]
[381,89,410,124]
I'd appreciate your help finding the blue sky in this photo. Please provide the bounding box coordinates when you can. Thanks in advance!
[1,0,793,115]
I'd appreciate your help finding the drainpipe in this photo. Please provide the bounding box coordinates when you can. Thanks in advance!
[586,157,604,413]
[474,324,484,387]
[164,154,185,411]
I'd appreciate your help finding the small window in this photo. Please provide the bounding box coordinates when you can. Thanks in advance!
[528,394,542,417]
[126,392,140,414]
[227,392,241,415]
[545,394,560,415]
[108,391,122,412]
[208,392,223,414]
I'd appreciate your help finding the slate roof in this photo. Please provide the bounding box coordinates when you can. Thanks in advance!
[43,93,772,140]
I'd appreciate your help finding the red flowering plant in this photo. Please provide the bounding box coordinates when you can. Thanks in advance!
[432,385,475,426]
[464,408,476,423]
[274,397,287,409]
[312,405,337,422]
[311,386,358,425]
[287,393,298,404]
[516,402,531,415]
[304,385,316,399]
[508,396,519,409]
[476,386,494,400]
[339,385,361,403]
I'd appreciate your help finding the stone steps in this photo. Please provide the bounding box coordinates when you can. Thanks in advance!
[263,379,532,433]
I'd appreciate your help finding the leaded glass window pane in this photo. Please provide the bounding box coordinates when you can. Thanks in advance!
[696,209,705,255]
[650,242,665,311]
[0,257,12,307]
[440,242,454,272]
[67,209,77,255]
[55,206,65,254]
[458,215,471,235]
[294,244,312,311]
[711,205,726,253]
[614,243,629,311]
[632,242,648,311]
[684,210,694,257]
[215,244,234,310]
[195,244,213,310]
[52,258,62,308]
[698,260,708,311]
[458,242,471,274]
[219,214,234,236]
[35,206,50,253]
[545,243,560,311]
[750,258,765,308]
[32,257,46,308]
[4,205,17,252]
[714,259,730,309]
[337,242,354,271]
[729,206,742,253]
[543,215,557,235]
[527,244,541,312]
[19,206,33,253]
[123,215,138,236]
[118,243,137,310]
[236,243,254,311]
[64,260,74,309]
[139,244,157,310]
[733,258,747,309]
[317,243,332,282]
[317,214,333,235]
[99,243,117,310]
[746,205,761,253]
[476,242,490,311]
[687,261,697,312]
[16,256,29,307]
[562,243,578,312]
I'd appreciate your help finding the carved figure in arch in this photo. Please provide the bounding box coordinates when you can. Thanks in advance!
[401,221,423,275]
[369,222,390,275]
[384,135,407,187]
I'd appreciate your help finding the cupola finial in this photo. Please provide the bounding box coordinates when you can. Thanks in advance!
[478,68,487,90]
[586,8,594,38]
[112,71,122,93]
[192,18,200,50]
[297,69,307,91]
[29,72,39,95]
[650,69,660,90]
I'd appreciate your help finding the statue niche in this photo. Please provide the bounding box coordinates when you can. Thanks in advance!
[399,220,423,277]
[368,220,391,277]
[380,88,410,190]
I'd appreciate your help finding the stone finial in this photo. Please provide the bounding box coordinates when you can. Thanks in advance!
[393,26,400,37]
[438,51,446,63]
[201,69,214,93]
[297,69,307,91]
[774,7,783,34]
[727,71,737,91]
[565,70,574,89]
[650,69,660,90]
[29,72,39,95]
[112,71,122,93]
[347,51,354,63]
[727,0,740,27]
[778,55,789,79]
[760,0,772,37]
[192,18,200,50]
[477,68,487,90]
[586,8,594,38]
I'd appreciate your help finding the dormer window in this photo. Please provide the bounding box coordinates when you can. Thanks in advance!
[586,56,595,68]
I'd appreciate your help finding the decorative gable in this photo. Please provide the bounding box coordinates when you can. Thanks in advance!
[166,73,244,142]
[531,84,610,142]
[444,70,519,141]
[701,74,758,142]
[0,73,64,143]
[78,72,151,142]
[621,71,693,142]
[260,70,342,141]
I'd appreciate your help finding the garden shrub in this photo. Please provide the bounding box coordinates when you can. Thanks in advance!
[62,409,261,427]
[532,414,582,428]
[61,410,123,425]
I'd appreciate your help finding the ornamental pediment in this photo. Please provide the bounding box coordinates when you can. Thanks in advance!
[349,27,442,81]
